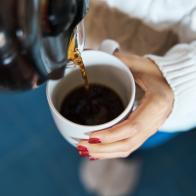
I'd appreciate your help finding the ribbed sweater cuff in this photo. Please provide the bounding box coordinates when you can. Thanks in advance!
[147,50,196,97]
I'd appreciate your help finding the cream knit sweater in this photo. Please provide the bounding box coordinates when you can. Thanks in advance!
[105,0,196,132]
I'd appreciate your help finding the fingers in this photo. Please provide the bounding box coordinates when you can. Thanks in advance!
[88,93,167,146]
[114,51,143,73]
[114,51,151,94]
[114,51,166,91]
[78,130,148,159]
[77,92,168,160]
[79,138,131,154]
[88,120,138,144]
[77,93,167,160]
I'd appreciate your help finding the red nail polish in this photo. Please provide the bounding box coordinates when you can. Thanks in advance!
[77,145,88,152]
[89,157,99,161]
[79,151,89,157]
[88,138,101,144]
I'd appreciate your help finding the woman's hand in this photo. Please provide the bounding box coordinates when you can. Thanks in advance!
[77,51,174,160]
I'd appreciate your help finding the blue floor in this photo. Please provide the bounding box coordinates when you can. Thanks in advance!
[0,85,87,196]
[0,85,195,196]
[133,130,196,196]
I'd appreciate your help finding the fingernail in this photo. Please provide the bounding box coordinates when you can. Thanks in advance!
[77,145,88,152]
[79,151,89,157]
[88,138,101,144]
[89,157,99,161]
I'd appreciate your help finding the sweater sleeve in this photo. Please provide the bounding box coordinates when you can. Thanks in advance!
[106,0,196,31]
[147,41,196,132]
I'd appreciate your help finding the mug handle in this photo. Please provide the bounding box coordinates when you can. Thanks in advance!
[99,39,120,55]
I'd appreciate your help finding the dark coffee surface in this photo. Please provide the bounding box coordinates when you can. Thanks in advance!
[60,84,125,126]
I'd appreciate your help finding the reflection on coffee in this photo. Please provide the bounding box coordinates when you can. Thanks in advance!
[60,84,125,126]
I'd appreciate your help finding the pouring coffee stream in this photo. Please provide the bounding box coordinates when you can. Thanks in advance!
[67,33,89,90]
[63,34,126,126]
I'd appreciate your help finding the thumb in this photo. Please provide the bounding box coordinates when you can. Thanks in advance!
[114,50,151,92]
[114,51,145,74]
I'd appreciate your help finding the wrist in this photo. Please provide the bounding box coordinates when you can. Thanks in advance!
[146,57,174,115]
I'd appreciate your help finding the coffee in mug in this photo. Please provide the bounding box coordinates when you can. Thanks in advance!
[60,84,125,126]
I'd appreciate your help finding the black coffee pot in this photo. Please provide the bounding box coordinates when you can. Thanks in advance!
[0,0,89,90]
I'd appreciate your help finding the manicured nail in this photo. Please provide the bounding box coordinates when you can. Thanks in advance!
[79,151,89,157]
[77,145,88,152]
[88,138,101,144]
[89,157,99,161]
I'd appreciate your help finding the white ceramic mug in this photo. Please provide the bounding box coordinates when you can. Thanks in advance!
[46,50,135,147]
